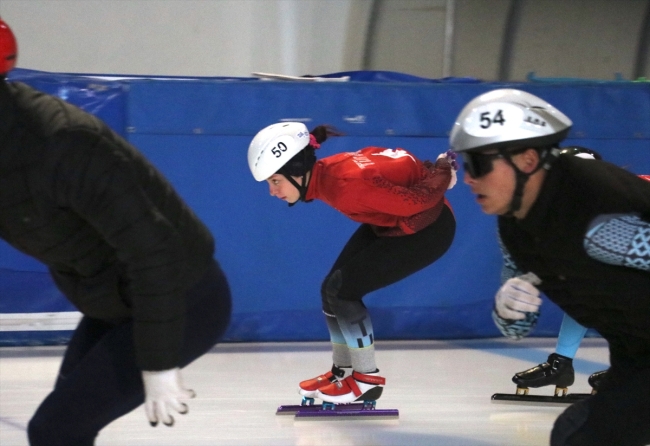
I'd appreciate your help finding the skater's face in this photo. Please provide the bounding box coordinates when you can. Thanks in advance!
[266,174,301,204]
[463,149,540,217]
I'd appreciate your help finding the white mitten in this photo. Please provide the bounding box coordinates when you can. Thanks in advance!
[436,150,459,189]
[142,367,195,427]
[495,273,542,320]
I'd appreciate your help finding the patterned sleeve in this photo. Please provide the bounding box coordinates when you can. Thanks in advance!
[492,310,539,340]
[584,213,650,272]
[497,229,521,283]
[493,228,539,339]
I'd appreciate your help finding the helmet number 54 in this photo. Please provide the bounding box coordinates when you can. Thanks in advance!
[271,142,288,158]
[480,110,506,129]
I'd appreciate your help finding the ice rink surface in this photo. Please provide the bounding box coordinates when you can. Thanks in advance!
[0,337,608,446]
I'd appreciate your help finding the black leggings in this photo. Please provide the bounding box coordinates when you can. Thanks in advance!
[551,339,650,446]
[27,259,232,446]
[321,204,456,313]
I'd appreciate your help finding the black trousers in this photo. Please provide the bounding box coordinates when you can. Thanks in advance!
[27,259,232,446]
[551,338,650,446]
[321,204,456,312]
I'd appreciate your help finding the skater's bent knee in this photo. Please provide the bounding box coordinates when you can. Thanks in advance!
[27,416,55,446]
[28,413,96,446]
[321,270,343,311]
[550,400,590,446]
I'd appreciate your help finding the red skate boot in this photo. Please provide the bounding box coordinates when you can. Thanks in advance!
[299,364,352,398]
[315,370,385,404]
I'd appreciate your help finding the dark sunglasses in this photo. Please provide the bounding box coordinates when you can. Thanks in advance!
[461,152,504,178]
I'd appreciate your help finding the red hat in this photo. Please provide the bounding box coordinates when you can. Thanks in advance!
[0,19,17,75]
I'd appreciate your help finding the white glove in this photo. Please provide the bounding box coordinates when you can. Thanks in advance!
[495,273,543,320]
[437,150,459,190]
[142,367,195,427]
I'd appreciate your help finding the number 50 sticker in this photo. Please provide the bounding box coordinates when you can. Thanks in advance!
[271,142,288,158]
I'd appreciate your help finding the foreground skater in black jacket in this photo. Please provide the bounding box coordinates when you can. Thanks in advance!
[0,19,231,445]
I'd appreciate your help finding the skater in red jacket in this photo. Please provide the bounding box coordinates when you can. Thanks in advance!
[248,122,457,404]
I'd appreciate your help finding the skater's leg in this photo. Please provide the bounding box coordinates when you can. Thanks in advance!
[323,207,456,303]
[27,320,144,446]
[316,209,455,403]
[511,312,583,394]
[551,350,650,446]
[323,208,454,353]
[555,313,588,359]
[28,260,231,446]
[298,227,381,399]
[324,314,351,367]
[325,281,377,373]
[177,259,232,367]
[55,317,116,390]
[298,315,353,397]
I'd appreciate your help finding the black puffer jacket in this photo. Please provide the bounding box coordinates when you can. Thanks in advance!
[0,81,215,370]
[499,155,650,364]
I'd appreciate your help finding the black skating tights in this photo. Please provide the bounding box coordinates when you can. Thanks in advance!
[551,347,650,446]
[321,205,455,348]
[27,259,232,446]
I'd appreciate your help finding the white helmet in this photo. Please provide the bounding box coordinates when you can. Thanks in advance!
[248,122,311,181]
[450,89,572,153]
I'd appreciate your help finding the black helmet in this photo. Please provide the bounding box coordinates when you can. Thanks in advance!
[559,146,602,160]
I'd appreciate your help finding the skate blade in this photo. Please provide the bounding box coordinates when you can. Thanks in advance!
[491,393,592,405]
[294,408,399,420]
[276,403,399,420]
[276,403,365,415]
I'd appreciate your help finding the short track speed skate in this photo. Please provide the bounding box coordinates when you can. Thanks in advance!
[587,369,608,393]
[279,370,398,419]
[492,353,591,405]
[276,396,399,420]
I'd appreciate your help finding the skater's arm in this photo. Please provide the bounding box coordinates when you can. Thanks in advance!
[492,310,539,340]
[497,230,522,283]
[584,213,650,272]
[492,273,543,340]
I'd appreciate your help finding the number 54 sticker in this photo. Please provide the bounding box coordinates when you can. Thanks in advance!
[480,110,505,128]
[467,103,523,136]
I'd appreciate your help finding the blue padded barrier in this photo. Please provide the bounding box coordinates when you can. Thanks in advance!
[0,70,648,345]
[7,68,128,138]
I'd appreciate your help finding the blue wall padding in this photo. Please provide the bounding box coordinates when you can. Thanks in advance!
[1,70,648,345]
[7,68,128,137]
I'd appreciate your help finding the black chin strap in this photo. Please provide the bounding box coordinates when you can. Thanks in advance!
[503,166,529,217]
[502,147,559,217]
[284,173,312,207]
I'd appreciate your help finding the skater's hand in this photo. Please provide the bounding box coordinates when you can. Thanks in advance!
[436,150,459,189]
[495,276,542,320]
[142,368,195,427]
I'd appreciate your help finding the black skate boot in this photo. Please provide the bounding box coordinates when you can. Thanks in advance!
[587,369,608,394]
[512,353,575,397]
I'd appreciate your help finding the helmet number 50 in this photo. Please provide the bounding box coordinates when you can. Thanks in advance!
[271,142,288,158]
[480,110,505,129]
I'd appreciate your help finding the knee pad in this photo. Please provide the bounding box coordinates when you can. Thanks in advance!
[321,269,343,315]
[321,270,374,348]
